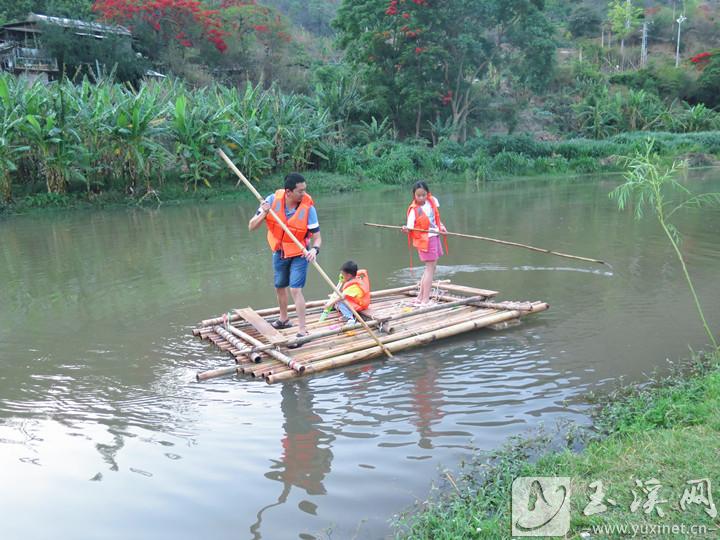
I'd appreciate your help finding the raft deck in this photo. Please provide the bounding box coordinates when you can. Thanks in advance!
[192,280,549,383]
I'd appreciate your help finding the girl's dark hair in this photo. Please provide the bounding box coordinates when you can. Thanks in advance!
[284,172,306,191]
[412,180,430,194]
[341,260,358,277]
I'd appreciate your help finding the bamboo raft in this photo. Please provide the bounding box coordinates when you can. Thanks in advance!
[192,280,549,384]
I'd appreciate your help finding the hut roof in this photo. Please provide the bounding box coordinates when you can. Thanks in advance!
[1,13,131,38]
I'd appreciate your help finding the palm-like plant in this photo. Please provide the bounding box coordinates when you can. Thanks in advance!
[102,85,168,193]
[170,91,231,190]
[611,140,720,349]
[0,77,29,202]
[21,82,85,194]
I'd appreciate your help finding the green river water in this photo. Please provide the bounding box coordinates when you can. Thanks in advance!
[1,171,719,539]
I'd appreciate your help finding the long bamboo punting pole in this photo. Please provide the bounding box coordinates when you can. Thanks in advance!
[266,302,549,383]
[217,149,392,358]
[364,222,607,265]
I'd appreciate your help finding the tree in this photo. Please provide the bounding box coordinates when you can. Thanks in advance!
[92,0,230,62]
[334,0,556,141]
[568,5,602,38]
[39,22,147,83]
[0,0,91,25]
[611,141,719,350]
[607,0,643,67]
[694,52,720,108]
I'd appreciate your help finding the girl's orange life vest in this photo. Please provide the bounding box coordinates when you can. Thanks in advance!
[406,194,448,254]
[266,188,315,258]
[341,269,371,312]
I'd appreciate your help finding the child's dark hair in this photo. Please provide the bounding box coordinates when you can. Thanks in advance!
[412,180,430,194]
[341,260,358,277]
[284,172,306,191]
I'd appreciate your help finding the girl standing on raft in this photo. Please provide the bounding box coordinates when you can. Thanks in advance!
[403,181,448,305]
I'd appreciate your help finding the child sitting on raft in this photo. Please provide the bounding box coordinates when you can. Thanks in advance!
[322,261,371,327]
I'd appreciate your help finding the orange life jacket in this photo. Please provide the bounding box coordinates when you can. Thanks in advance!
[266,189,315,259]
[406,195,448,254]
[341,269,371,312]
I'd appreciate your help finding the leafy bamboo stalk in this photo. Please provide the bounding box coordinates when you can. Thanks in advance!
[611,140,719,349]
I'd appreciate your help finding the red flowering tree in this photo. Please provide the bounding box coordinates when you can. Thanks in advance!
[691,52,713,69]
[335,0,555,141]
[92,0,229,57]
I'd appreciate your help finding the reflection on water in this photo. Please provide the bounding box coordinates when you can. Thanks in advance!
[0,170,719,539]
[251,381,334,539]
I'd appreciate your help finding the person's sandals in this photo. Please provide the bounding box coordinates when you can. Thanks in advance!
[271,319,293,330]
[287,332,308,349]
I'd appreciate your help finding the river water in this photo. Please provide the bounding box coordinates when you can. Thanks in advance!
[1,171,719,539]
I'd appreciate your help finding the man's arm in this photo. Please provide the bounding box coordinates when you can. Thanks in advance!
[305,231,322,262]
[249,195,274,231]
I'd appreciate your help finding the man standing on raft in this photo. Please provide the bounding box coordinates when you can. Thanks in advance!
[248,173,321,345]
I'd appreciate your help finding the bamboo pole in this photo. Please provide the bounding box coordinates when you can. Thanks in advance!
[266,302,549,383]
[218,149,393,358]
[364,222,607,265]
[197,366,239,382]
[214,326,262,363]
[224,324,305,373]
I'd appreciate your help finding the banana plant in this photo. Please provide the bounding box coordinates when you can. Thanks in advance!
[170,91,232,191]
[0,77,29,202]
[21,82,85,194]
[102,85,168,193]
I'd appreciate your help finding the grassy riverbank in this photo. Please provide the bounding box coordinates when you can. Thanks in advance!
[3,137,719,216]
[397,350,720,539]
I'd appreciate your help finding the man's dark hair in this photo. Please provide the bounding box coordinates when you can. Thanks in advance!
[284,172,306,191]
[341,260,358,277]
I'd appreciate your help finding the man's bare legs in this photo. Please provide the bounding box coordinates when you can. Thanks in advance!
[289,287,307,334]
[276,287,289,323]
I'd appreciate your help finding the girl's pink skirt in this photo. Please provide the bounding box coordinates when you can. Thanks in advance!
[418,236,444,262]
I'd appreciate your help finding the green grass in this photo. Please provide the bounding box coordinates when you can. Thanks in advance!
[397,351,720,539]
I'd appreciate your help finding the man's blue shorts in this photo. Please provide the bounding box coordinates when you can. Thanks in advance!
[272,250,308,289]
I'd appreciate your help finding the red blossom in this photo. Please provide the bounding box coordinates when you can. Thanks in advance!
[402,12,410,19]
[414,46,424,54]
[691,52,712,63]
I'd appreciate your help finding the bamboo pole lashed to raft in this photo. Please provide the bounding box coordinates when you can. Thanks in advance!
[218,149,393,359]
[364,222,607,266]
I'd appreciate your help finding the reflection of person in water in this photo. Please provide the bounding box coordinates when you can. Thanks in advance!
[250,381,334,539]
[411,362,445,450]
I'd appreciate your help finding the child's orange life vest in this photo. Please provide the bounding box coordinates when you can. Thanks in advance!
[406,194,449,254]
[341,269,371,312]
[266,189,314,258]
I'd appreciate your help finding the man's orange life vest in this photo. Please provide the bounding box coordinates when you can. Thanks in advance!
[266,189,315,259]
[406,195,448,254]
[341,269,371,312]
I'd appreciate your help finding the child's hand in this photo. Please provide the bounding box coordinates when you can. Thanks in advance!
[440,224,447,234]
[401,226,409,233]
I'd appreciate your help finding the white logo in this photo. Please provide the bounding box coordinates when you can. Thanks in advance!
[512,477,571,537]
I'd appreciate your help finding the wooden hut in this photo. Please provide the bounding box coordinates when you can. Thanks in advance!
[193,280,549,383]
[0,13,131,82]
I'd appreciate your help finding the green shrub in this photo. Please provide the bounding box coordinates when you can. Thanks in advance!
[490,151,534,175]
[533,156,569,174]
[486,135,553,158]
[569,156,601,173]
